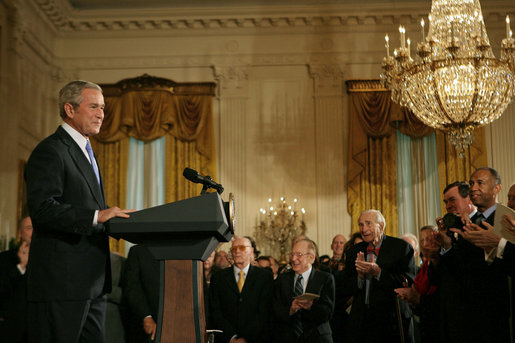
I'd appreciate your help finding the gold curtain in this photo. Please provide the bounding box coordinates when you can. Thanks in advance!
[347,79,488,236]
[91,75,217,255]
[436,129,487,214]
[347,80,434,236]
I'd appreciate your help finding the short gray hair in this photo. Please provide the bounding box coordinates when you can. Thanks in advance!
[359,209,386,229]
[59,80,102,119]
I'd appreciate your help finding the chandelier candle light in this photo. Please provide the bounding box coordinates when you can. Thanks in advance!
[255,197,306,265]
[381,0,515,156]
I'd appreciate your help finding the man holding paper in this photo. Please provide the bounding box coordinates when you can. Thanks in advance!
[273,238,335,343]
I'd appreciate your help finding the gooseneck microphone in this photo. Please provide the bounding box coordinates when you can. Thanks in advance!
[183,167,224,194]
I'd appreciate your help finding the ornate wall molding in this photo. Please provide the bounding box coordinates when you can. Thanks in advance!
[213,66,250,98]
[55,51,382,73]
[31,0,514,34]
[308,64,345,97]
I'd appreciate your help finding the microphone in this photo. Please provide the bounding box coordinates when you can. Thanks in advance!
[183,167,224,194]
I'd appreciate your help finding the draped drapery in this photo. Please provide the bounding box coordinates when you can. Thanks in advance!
[91,75,217,254]
[346,79,487,236]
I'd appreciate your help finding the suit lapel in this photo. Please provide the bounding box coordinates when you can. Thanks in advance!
[57,127,106,208]
[376,235,389,265]
[285,271,295,299]
[241,265,258,294]
[305,269,318,294]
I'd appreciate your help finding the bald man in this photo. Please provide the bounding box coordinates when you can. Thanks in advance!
[210,237,273,343]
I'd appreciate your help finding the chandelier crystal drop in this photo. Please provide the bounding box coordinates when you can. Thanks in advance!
[381,0,515,156]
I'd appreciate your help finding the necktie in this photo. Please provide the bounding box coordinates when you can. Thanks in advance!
[85,140,101,186]
[474,213,486,226]
[237,270,245,293]
[294,275,303,296]
[293,275,304,337]
[367,245,380,256]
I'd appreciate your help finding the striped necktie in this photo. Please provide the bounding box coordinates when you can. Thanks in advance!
[293,275,304,336]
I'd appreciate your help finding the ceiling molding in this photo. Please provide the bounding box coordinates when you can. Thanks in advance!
[32,0,515,34]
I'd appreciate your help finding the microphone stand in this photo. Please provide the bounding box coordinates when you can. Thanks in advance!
[200,176,224,195]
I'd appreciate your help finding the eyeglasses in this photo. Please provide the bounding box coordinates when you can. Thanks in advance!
[289,252,313,259]
[230,245,251,253]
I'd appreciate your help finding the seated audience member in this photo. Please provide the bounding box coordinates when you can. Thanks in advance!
[333,231,364,343]
[215,249,231,269]
[395,225,441,343]
[123,244,160,343]
[204,250,219,287]
[244,236,260,266]
[203,249,219,330]
[273,238,335,343]
[269,256,280,279]
[256,255,271,269]
[401,233,420,267]
[328,235,347,272]
[319,254,331,266]
[343,232,363,255]
[341,209,416,343]
[0,216,33,343]
[209,236,273,343]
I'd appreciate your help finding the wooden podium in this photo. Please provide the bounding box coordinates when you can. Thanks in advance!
[108,192,234,343]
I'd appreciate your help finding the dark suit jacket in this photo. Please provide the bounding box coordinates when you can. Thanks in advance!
[0,248,27,343]
[273,268,335,343]
[122,245,160,343]
[25,126,110,301]
[342,235,416,343]
[432,210,510,343]
[209,265,274,343]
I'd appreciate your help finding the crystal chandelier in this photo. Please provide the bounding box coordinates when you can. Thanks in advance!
[254,197,306,264]
[381,0,515,156]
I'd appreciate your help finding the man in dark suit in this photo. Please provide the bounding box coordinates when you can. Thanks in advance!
[437,167,511,342]
[122,244,160,343]
[25,80,133,343]
[342,209,416,343]
[209,236,273,343]
[0,216,33,343]
[273,238,335,343]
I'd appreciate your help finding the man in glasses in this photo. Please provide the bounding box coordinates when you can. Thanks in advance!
[209,236,274,343]
[273,238,335,342]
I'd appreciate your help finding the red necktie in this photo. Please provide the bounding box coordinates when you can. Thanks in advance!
[366,245,380,256]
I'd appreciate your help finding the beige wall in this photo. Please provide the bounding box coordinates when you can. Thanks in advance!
[0,0,513,255]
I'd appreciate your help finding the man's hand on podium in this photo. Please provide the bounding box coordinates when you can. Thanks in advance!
[98,207,136,223]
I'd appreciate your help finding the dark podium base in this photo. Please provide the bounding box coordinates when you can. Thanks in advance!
[155,260,207,343]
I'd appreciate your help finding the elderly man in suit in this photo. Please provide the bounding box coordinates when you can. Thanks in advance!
[341,209,416,343]
[25,80,133,343]
[273,238,335,343]
[209,236,273,343]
